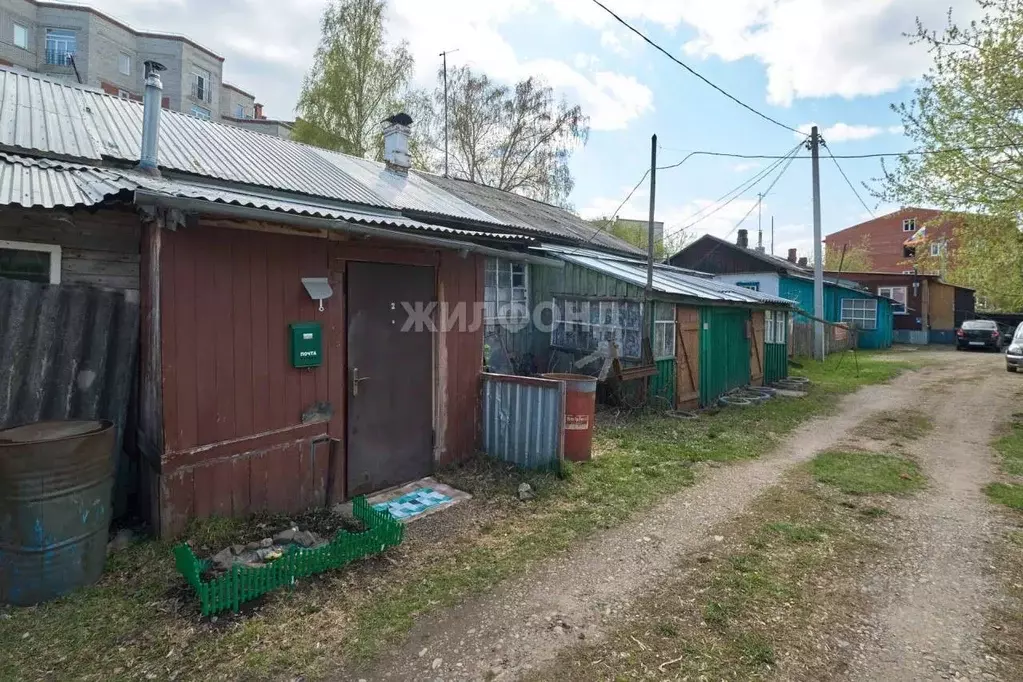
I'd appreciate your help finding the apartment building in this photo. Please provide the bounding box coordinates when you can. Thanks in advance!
[0,0,289,136]
[825,207,958,274]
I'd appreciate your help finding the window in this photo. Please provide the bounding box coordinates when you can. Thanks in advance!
[44,28,75,65]
[116,89,131,99]
[765,310,787,344]
[902,218,916,232]
[190,105,211,120]
[653,303,675,360]
[13,23,28,50]
[840,298,878,330]
[118,52,131,76]
[234,103,245,118]
[736,281,760,291]
[902,270,916,275]
[878,285,908,314]
[929,241,944,257]
[484,258,529,337]
[0,241,61,284]
[191,67,212,102]
[552,298,643,359]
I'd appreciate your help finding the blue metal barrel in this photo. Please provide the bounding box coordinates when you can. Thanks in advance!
[0,420,115,605]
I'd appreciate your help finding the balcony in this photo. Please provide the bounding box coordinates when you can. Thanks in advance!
[44,49,74,67]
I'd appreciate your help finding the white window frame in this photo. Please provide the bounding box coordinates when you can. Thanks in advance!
[736,281,760,291]
[484,258,529,329]
[190,104,212,120]
[13,23,28,50]
[878,285,908,315]
[840,298,878,331]
[118,52,131,76]
[929,241,943,257]
[653,302,675,360]
[234,103,245,118]
[44,28,75,65]
[191,67,212,103]
[0,240,61,284]
[902,218,916,232]
[117,89,131,99]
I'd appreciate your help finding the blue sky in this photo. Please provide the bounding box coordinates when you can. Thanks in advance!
[101,0,982,257]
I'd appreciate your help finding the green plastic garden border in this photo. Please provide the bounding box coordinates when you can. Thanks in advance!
[173,496,403,615]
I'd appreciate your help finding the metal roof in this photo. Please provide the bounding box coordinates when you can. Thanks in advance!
[0,153,132,208]
[674,233,812,274]
[422,173,643,254]
[541,246,795,306]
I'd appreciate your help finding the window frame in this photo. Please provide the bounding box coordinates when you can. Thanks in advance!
[234,103,245,118]
[118,52,131,76]
[736,281,760,291]
[653,302,675,360]
[484,258,529,328]
[191,67,212,103]
[13,23,28,50]
[44,28,76,65]
[877,285,908,315]
[190,104,212,120]
[0,240,61,284]
[840,298,878,331]
[902,218,916,232]
[929,241,943,257]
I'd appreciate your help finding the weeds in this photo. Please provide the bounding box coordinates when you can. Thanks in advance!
[812,451,925,495]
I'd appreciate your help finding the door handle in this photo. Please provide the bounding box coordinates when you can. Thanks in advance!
[352,367,371,396]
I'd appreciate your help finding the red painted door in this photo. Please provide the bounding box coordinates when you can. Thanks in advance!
[346,262,435,497]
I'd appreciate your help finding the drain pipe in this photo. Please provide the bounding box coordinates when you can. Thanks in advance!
[138,61,166,175]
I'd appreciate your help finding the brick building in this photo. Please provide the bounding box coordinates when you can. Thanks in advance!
[825,207,959,274]
[0,0,290,136]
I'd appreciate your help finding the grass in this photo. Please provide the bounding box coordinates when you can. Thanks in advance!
[853,409,933,444]
[986,483,1023,510]
[993,412,1023,477]
[0,351,920,682]
[812,451,926,495]
[529,467,899,681]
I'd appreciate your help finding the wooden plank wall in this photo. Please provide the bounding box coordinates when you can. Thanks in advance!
[0,207,141,290]
[157,223,341,536]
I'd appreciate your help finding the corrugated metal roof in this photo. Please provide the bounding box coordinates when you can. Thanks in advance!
[0,153,132,207]
[422,173,643,254]
[542,246,795,306]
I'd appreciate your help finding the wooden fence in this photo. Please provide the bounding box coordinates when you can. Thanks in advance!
[790,322,856,358]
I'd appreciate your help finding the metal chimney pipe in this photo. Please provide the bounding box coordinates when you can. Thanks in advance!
[139,60,166,174]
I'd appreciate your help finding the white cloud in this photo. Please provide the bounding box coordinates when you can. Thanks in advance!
[795,122,900,143]
[732,161,761,173]
[599,30,628,56]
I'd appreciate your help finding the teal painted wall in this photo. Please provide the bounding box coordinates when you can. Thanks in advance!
[764,311,789,384]
[778,276,893,350]
[650,357,676,407]
[699,307,751,406]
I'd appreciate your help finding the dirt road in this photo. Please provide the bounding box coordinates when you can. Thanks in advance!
[353,350,1017,681]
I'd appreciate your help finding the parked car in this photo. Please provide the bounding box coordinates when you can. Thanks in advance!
[956,319,1004,351]
[1007,324,1023,372]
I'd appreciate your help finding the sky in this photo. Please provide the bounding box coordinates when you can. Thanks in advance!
[91,0,983,258]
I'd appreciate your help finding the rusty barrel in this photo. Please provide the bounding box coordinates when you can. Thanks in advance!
[542,373,598,462]
[0,420,115,605]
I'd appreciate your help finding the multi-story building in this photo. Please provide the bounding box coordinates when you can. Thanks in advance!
[0,0,290,136]
[825,207,958,274]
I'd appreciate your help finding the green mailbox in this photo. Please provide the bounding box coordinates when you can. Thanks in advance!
[289,322,322,368]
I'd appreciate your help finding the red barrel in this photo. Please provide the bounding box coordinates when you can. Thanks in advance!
[543,373,598,462]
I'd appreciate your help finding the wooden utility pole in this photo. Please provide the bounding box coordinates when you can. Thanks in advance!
[643,134,657,364]
[439,49,459,177]
[810,126,825,361]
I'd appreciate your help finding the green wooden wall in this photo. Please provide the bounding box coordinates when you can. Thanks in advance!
[699,307,751,406]
[650,357,676,407]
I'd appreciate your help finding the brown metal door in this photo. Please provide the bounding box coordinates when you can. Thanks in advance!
[346,262,435,497]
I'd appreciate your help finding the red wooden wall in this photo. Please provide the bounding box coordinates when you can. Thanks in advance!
[152,222,485,536]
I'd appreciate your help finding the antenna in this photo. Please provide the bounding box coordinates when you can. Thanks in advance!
[439,48,460,177]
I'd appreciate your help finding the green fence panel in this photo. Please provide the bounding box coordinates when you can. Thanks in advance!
[173,496,404,616]
[699,307,752,406]
[649,357,676,407]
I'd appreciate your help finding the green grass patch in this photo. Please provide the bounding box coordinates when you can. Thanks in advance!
[994,413,1023,477]
[0,351,921,681]
[767,521,827,543]
[812,451,925,495]
[986,483,1023,510]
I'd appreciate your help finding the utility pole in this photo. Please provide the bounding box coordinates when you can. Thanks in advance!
[771,216,775,256]
[810,126,825,361]
[644,134,657,362]
[757,192,763,251]
[439,49,459,177]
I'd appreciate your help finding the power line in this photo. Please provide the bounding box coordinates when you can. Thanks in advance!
[823,142,875,218]
[657,144,1015,160]
[590,0,801,135]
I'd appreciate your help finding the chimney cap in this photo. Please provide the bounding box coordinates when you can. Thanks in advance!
[787,248,797,263]
[385,112,413,127]
[143,60,166,74]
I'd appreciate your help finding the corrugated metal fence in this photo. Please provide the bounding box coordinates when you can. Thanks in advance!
[0,278,139,515]
[480,373,565,469]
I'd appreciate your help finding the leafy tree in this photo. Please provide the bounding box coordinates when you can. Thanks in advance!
[589,216,692,259]
[293,0,414,158]
[823,236,874,272]
[438,66,589,206]
[881,0,1023,310]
